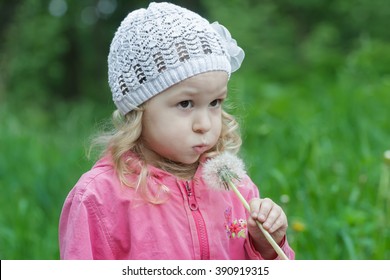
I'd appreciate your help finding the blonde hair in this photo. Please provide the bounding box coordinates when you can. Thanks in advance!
[91,105,242,203]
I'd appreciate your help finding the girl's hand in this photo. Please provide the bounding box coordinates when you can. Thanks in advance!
[247,198,288,259]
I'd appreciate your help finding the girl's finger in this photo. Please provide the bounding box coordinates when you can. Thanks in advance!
[262,205,282,230]
[256,198,274,222]
[268,212,285,233]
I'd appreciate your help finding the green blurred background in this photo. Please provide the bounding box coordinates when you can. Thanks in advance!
[1,0,389,259]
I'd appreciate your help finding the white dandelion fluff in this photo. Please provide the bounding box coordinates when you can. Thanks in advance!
[203,152,246,190]
[202,152,289,260]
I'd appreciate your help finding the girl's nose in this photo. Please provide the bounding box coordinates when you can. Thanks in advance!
[193,111,212,133]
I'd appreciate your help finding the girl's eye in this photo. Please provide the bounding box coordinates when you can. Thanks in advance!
[177,100,193,109]
[210,99,222,108]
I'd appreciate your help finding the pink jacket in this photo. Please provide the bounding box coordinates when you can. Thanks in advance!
[59,154,295,260]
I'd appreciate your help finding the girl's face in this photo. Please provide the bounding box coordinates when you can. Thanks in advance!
[141,71,228,165]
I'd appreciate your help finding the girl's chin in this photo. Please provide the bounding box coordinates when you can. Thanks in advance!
[173,157,200,165]
[165,154,201,165]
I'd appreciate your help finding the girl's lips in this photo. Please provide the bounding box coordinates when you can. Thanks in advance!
[193,145,209,154]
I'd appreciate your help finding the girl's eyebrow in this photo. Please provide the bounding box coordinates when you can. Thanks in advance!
[212,88,228,99]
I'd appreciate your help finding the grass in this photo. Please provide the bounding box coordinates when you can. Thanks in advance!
[231,72,390,259]
[0,101,112,259]
[0,72,389,259]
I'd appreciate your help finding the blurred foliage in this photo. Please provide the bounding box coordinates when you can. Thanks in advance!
[203,0,390,81]
[0,0,203,106]
[0,0,389,259]
[2,0,389,102]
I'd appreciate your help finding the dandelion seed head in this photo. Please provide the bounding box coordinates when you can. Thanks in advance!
[384,150,390,165]
[280,194,290,204]
[202,152,246,190]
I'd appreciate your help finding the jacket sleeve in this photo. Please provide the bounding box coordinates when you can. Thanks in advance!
[241,176,296,260]
[245,235,296,260]
[59,184,114,260]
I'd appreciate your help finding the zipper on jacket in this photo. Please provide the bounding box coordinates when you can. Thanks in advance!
[185,181,210,260]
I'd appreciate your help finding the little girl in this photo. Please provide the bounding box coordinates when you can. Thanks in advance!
[59,2,295,260]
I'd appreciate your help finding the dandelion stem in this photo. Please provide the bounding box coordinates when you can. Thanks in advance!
[226,179,289,260]
[204,153,289,260]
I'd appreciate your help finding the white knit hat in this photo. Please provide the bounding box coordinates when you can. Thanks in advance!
[108,2,245,115]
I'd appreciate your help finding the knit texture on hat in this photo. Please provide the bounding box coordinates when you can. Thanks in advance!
[108,2,244,115]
